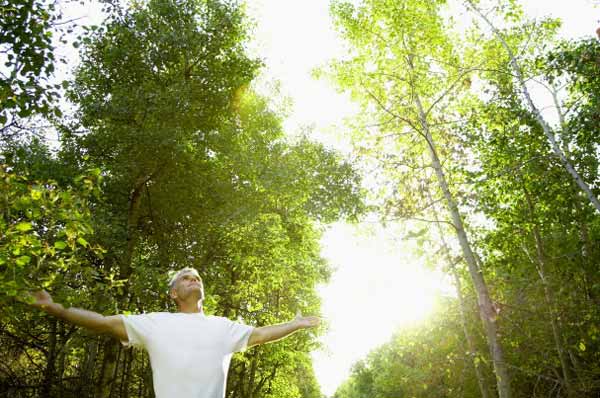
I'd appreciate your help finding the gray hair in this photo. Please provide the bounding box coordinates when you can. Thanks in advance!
[168,267,201,291]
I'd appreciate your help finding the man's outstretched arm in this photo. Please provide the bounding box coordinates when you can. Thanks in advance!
[247,312,320,347]
[31,290,127,342]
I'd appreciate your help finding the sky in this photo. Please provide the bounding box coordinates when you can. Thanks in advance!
[53,0,599,396]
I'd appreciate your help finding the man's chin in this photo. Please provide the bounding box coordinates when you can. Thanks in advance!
[187,287,204,300]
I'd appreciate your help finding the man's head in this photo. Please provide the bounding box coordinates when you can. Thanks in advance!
[168,267,205,305]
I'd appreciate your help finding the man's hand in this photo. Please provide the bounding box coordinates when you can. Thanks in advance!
[293,311,320,329]
[31,290,54,309]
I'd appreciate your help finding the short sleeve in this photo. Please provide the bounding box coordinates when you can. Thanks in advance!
[120,314,153,348]
[224,318,254,353]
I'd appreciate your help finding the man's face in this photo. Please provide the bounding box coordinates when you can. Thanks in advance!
[171,271,205,302]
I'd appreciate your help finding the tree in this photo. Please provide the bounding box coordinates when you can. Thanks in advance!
[464,0,600,213]
[0,0,59,125]
[334,301,486,398]
[1,0,364,397]
[325,0,512,396]
[0,163,102,301]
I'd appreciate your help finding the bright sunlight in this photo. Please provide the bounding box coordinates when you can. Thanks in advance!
[313,222,451,395]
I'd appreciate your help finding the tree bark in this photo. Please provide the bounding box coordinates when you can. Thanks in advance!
[121,175,151,279]
[427,186,492,398]
[137,352,144,398]
[412,90,512,398]
[98,171,157,398]
[572,195,597,301]
[96,340,119,398]
[246,349,260,398]
[119,349,132,398]
[522,185,576,397]
[79,337,99,397]
[55,323,66,387]
[452,269,492,398]
[41,318,58,398]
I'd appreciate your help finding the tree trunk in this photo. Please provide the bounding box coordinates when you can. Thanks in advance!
[55,323,69,394]
[227,360,246,398]
[413,91,512,398]
[137,352,144,398]
[427,186,492,398]
[573,195,596,301]
[79,337,99,397]
[119,349,131,398]
[98,173,155,398]
[96,340,119,398]
[121,175,150,279]
[522,185,576,397]
[41,318,58,397]
[452,270,492,398]
[143,352,154,398]
[246,350,260,398]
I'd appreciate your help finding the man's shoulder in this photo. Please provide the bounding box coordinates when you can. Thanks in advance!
[207,315,251,328]
[147,311,170,317]
[206,315,240,327]
[124,311,170,320]
[206,314,228,322]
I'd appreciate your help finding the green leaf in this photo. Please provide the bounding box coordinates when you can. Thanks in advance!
[31,189,42,200]
[77,237,89,247]
[16,255,31,266]
[15,222,33,232]
[54,241,67,250]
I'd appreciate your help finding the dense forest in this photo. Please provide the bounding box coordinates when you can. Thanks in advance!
[1,0,599,398]
[326,0,600,397]
[0,0,363,397]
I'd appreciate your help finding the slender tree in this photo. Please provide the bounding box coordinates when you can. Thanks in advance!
[326,1,512,396]
[464,0,600,213]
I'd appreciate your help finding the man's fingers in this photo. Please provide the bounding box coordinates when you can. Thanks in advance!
[294,311,322,328]
[302,316,321,327]
[30,290,51,306]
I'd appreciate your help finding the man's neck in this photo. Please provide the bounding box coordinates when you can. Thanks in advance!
[177,300,203,314]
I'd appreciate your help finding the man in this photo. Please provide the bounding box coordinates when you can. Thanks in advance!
[31,267,320,398]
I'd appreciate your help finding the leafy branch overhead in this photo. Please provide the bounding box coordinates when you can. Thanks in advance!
[0,1,364,398]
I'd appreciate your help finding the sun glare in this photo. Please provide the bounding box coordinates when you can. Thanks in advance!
[312,222,452,396]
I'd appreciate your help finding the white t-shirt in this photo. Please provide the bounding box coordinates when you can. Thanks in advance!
[120,312,254,398]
